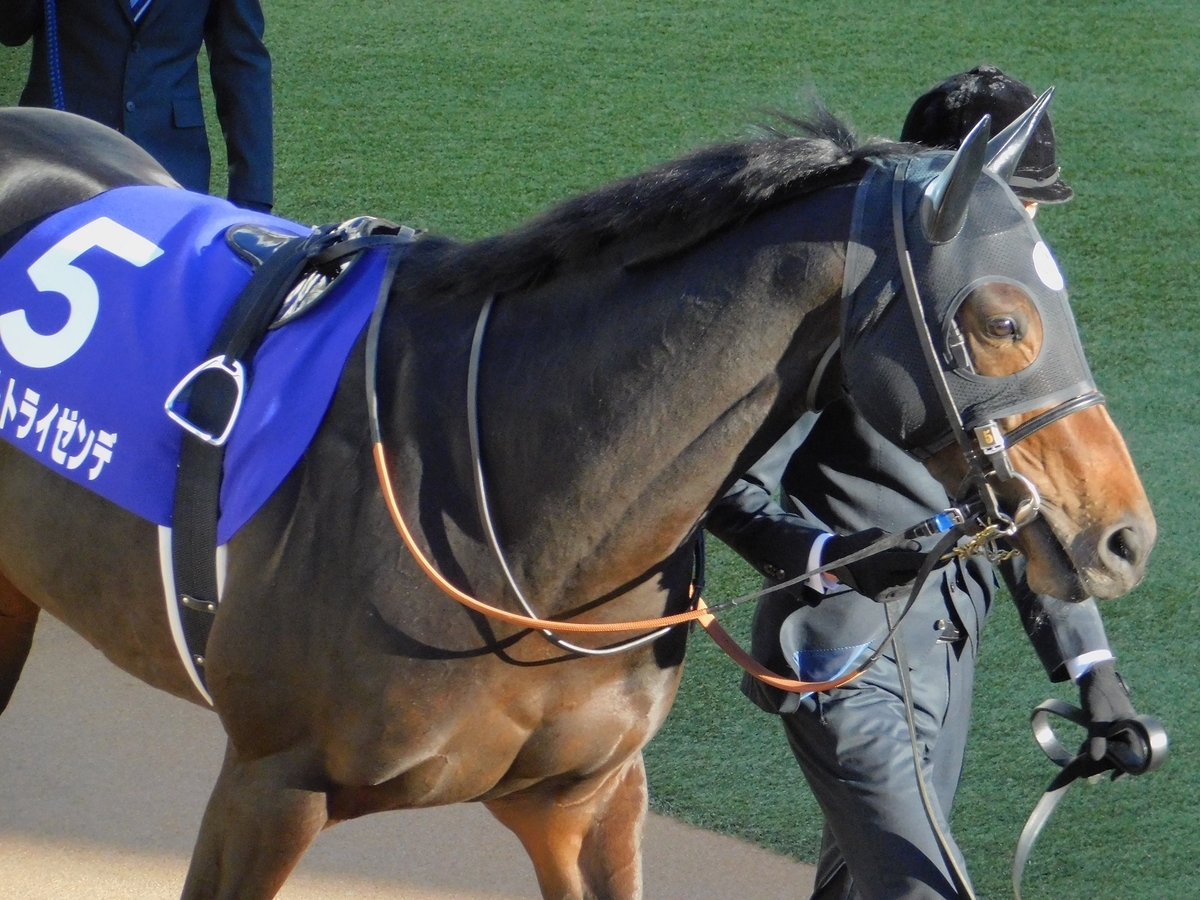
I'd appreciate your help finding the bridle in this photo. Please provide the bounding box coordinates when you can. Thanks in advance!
[890,155,1105,535]
[874,157,1111,900]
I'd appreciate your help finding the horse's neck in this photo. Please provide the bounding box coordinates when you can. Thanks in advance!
[471,185,855,610]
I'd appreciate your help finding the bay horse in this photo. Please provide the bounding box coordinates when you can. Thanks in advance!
[0,103,1154,900]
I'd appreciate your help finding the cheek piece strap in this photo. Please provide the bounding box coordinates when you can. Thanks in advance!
[889,158,1104,532]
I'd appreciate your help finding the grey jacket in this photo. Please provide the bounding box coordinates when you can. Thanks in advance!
[707,396,1111,713]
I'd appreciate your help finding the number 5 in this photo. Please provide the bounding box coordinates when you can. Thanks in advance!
[1,216,163,368]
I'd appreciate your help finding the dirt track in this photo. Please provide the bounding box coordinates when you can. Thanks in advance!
[0,615,814,899]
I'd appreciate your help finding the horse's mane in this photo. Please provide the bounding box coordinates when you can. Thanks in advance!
[395,106,908,299]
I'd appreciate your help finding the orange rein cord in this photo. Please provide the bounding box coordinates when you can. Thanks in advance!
[693,597,865,692]
[372,442,706,633]
[371,441,865,692]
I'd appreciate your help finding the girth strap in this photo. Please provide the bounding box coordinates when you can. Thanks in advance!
[169,220,412,695]
[171,228,339,692]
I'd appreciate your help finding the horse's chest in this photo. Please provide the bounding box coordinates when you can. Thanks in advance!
[307,647,678,808]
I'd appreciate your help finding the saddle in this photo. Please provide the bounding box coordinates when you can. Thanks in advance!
[225,215,416,329]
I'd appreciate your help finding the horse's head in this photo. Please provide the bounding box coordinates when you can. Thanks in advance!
[840,95,1155,601]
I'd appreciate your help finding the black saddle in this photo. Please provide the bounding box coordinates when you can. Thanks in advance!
[225,215,417,328]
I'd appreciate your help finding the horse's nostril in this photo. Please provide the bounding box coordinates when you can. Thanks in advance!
[1106,526,1140,566]
[1091,518,1156,596]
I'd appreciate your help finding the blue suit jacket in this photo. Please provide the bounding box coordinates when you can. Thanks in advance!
[1,0,273,209]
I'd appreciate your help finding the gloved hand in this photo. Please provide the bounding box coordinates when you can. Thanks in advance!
[823,527,926,602]
[1078,659,1138,763]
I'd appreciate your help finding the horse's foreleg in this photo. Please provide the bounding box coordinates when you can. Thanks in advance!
[0,576,39,715]
[180,741,328,900]
[577,753,649,900]
[485,753,648,900]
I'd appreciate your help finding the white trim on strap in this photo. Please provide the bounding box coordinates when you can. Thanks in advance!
[157,525,214,706]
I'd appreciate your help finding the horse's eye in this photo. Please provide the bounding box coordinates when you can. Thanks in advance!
[986,317,1018,338]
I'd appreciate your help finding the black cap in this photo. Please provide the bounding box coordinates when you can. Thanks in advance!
[901,65,1073,204]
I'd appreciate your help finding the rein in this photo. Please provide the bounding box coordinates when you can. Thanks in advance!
[365,268,980,693]
[466,295,670,656]
[363,159,1102,698]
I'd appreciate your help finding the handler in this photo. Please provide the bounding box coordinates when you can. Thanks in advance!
[0,0,274,212]
[707,66,1154,900]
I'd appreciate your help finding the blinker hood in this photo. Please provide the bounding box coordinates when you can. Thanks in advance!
[839,153,1096,455]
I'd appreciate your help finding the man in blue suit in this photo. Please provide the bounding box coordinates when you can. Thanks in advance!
[708,67,1152,900]
[1,0,273,212]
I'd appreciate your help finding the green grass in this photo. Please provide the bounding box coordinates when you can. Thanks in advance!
[4,2,1198,897]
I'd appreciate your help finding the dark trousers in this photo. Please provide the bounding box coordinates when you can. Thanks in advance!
[781,637,977,900]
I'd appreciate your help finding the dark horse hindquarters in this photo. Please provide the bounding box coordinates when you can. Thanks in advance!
[0,105,1154,900]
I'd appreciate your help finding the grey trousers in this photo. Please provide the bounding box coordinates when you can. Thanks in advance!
[781,637,978,900]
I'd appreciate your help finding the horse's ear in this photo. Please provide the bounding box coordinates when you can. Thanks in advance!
[920,114,990,244]
[984,87,1055,183]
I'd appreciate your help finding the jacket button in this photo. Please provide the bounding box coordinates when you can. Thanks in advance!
[131,41,141,52]
[125,101,136,112]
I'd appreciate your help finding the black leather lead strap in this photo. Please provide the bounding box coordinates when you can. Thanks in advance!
[1011,699,1167,900]
[170,227,343,687]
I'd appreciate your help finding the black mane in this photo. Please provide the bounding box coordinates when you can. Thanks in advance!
[396,107,907,299]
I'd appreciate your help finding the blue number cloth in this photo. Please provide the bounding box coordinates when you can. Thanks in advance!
[0,186,388,542]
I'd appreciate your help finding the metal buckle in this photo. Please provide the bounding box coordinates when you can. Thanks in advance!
[164,356,246,447]
[934,619,965,644]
